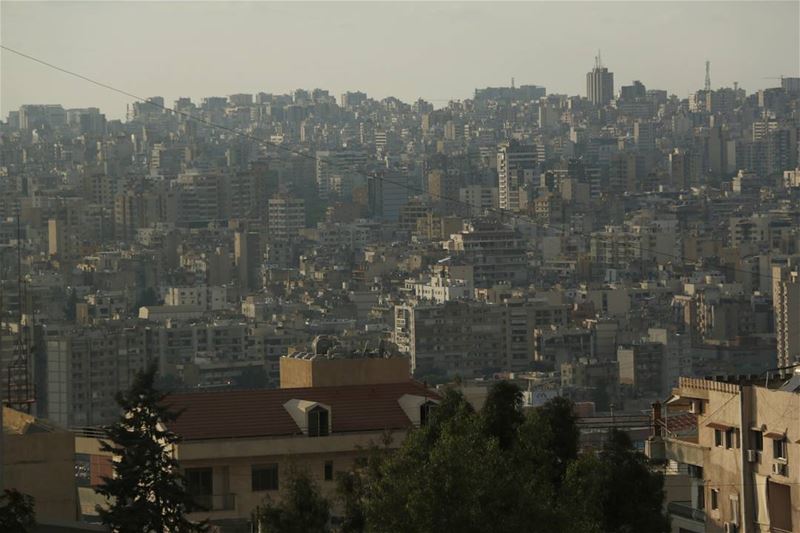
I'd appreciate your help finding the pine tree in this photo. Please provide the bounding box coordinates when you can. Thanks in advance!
[96,361,207,533]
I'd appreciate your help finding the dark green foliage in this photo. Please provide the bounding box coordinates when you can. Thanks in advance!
[0,489,35,532]
[562,430,670,533]
[337,382,668,533]
[96,361,208,533]
[534,395,580,485]
[254,469,330,533]
[234,365,269,389]
[480,380,524,449]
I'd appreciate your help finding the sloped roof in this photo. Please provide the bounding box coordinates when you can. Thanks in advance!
[165,381,438,441]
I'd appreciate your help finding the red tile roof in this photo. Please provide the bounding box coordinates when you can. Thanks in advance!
[165,381,438,441]
[665,412,698,434]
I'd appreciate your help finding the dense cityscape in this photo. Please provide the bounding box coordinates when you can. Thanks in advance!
[1,17,800,532]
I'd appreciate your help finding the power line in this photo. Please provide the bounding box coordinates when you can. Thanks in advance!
[1,44,793,285]
[0,45,538,225]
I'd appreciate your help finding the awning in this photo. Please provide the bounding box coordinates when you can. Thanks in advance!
[764,431,786,440]
[666,394,692,407]
[707,421,734,430]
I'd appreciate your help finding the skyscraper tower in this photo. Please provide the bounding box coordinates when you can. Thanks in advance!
[705,60,711,92]
[586,53,614,106]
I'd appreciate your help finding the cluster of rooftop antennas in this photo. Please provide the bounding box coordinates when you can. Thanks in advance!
[284,335,399,360]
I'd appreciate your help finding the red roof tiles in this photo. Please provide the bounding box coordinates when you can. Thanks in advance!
[165,381,438,441]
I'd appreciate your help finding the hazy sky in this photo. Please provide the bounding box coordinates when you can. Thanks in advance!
[2,1,799,120]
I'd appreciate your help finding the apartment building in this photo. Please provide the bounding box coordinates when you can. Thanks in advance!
[165,355,436,530]
[497,141,537,212]
[45,324,149,427]
[394,296,567,376]
[394,300,506,376]
[647,375,800,533]
[267,195,306,241]
[445,220,528,287]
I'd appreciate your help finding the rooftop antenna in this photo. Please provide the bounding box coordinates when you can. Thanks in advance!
[705,60,711,92]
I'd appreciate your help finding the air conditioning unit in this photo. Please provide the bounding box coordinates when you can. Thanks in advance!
[772,462,788,476]
[746,449,759,463]
[724,522,738,533]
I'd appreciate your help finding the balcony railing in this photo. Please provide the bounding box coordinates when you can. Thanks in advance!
[192,493,236,512]
[667,501,705,523]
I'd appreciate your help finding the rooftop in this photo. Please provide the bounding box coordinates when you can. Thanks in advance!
[165,380,437,441]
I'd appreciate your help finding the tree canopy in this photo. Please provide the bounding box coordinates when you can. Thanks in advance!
[335,381,669,533]
[254,469,330,533]
[0,489,35,533]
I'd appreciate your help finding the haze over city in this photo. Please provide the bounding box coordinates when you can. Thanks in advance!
[2,1,799,119]
[3,1,800,532]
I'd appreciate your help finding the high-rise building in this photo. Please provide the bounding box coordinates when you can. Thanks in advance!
[234,230,262,292]
[267,195,305,241]
[773,260,800,367]
[315,150,367,200]
[586,56,614,106]
[497,141,537,211]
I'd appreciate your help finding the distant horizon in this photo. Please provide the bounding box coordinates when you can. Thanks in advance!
[2,1,798,120]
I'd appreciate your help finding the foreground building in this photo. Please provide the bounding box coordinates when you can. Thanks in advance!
[647,374,800,533]
[164,353,437,530]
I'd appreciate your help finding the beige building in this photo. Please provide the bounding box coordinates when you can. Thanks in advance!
[2,407,78,522]
[165,356,437,530]
[647,374,800,533]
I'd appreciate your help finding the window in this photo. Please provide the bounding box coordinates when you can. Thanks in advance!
[710,488,719,510]
[750,429,763,451]
[773,436,788,461]
[308,406,330,437]
[185,468,212,508]
[725,429,735,449]
[324,461,333,481]
[714,429,723,447]
[252,464,279,491]
[730,496,740,525]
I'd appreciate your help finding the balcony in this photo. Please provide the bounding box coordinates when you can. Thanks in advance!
[667,501,705,524]
[193,493,237,512]
[664,435,705,467]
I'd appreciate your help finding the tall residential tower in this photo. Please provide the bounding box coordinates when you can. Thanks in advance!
[586,54,614,106]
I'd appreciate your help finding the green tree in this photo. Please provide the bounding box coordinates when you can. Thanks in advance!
[534,395,580,485]
[0,489,35,532]
[562,430,670,533]
[254,469,330,533]
[365,391,506,533]
[97,362,207,533]
[234,365,269,389]
[335,393,665,533]
[480,381,524,449]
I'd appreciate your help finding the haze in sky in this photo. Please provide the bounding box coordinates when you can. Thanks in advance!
[2,1,799,120]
